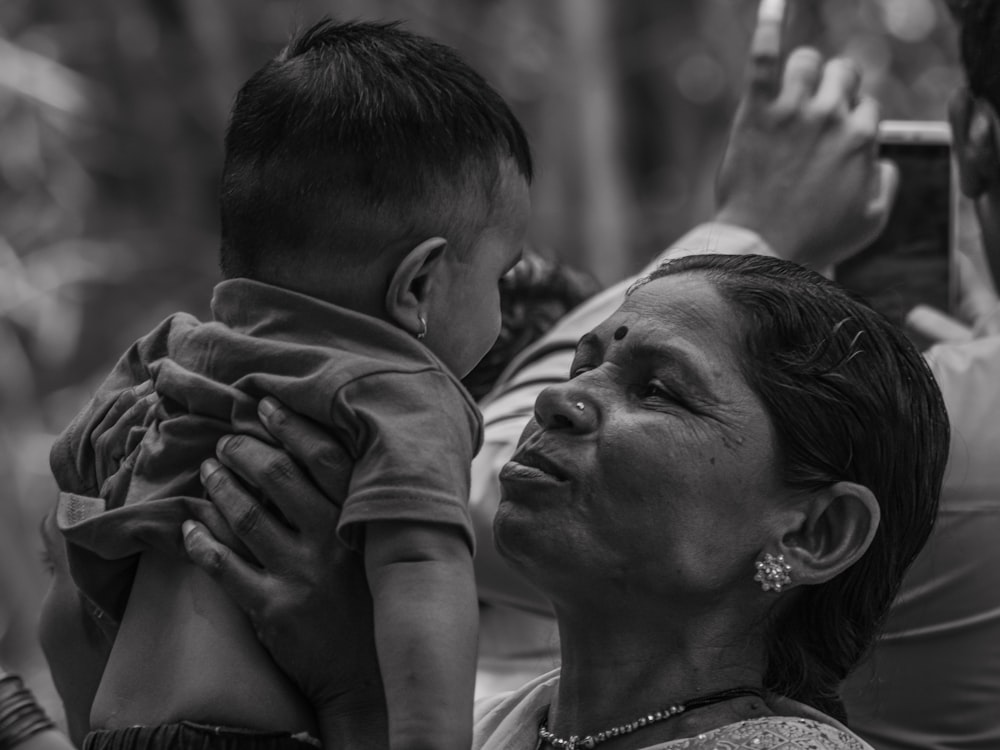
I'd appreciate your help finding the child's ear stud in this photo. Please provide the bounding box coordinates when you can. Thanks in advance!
[417,314,428,341]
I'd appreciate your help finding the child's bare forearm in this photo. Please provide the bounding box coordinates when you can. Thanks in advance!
[315,696,389,750]
[365,521,477,750]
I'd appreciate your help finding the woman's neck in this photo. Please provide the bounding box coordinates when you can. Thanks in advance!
[548,607,770,747]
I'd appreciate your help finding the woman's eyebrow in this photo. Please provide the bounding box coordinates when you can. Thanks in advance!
[574,331,603,360]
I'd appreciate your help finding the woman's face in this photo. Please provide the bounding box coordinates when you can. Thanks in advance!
[495,273,791,614]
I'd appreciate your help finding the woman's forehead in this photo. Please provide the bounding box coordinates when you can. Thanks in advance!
[593,273,734,343]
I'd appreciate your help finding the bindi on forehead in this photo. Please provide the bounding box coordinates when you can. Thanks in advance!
[613,326,628,341]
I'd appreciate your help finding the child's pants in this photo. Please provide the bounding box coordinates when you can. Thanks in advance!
[82,721,320,750]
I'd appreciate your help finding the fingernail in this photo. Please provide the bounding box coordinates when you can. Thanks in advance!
[135,381,153,396]
[258,398,277,418]
[182,520,199,541]
[216,435,232,454]
[200,458,222,483]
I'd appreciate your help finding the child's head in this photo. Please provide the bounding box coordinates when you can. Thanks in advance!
[219,19,533,376]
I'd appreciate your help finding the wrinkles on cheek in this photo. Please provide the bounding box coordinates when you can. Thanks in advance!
[699,399,755,455]
[714,389,771,448]
[719,432,747,452]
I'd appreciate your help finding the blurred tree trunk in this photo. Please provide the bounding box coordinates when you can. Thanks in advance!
[557,0,632,285]
[178,0,245,135]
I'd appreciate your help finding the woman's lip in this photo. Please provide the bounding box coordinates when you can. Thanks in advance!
[503,449,569,482]
[499,461,567,484]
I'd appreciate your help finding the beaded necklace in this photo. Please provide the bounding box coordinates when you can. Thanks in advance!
[537,686,764,750]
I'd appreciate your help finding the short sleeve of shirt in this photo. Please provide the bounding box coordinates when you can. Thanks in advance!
[334,368,482,553]
[925,336,1000,479]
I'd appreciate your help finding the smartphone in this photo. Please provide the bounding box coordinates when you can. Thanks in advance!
[833,121,957,327]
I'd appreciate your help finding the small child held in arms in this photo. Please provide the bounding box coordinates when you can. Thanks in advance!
[50,19,532,750]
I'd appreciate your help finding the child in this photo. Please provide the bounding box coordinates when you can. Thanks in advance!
[50,19,532,750]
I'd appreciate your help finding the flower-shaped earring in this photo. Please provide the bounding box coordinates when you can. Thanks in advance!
[754,553,792,593]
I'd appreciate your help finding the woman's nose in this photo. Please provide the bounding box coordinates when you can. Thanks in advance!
[533,383,597,433]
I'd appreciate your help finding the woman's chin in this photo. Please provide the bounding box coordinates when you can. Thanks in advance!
[497,465,572,521]
[492,503,537,569]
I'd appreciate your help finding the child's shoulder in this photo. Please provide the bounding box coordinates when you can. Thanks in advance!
[129,310,207,357]
[338,364,481,437]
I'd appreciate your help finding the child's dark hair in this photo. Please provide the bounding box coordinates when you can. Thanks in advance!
[219,19,533,292]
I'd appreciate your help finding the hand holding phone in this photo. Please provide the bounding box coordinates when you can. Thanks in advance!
[834,121,956,327]
[714,1,898,269]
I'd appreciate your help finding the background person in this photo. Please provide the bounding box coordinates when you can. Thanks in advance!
[839,2,1000,747]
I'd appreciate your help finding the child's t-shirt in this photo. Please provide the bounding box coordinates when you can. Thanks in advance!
[51,278,482,621]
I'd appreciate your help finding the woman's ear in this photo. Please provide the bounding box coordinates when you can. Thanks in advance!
[385,237,448,336]
[776,482,881,588]
[950,88,1000,199]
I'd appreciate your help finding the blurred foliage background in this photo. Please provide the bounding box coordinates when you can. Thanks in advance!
[0,0,963,721]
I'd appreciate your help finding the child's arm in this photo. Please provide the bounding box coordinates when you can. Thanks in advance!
[365,520,477,750]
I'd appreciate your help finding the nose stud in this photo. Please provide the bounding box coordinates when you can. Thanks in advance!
[574,402,585,412]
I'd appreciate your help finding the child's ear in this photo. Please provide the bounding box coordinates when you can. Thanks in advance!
[772,481,880,589]
[950,88,1000,199]
[385,237,448,336]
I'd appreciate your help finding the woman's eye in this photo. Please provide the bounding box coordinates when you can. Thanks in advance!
[641,380,674,401]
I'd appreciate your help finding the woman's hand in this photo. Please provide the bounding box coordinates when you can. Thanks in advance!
[715,1,898,269]
[181,398,387,748]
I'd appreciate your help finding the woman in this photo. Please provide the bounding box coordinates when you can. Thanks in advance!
[177,254,949,749]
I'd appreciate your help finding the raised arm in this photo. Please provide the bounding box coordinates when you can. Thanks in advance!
[715,0,897,268]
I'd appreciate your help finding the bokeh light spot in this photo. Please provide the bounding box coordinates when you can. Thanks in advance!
[675,53,727,105]
[880,0,938,43]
